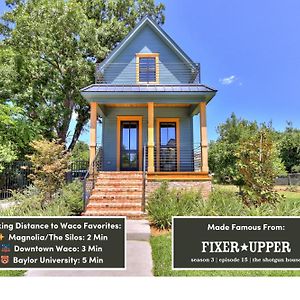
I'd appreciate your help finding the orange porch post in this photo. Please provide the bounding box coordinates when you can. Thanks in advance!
[89,102,97,166]
[199,102,208,173]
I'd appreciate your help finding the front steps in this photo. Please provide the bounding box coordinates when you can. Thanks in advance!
[83,171,146,219]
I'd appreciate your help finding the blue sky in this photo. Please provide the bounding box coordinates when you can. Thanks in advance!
[1,0,300,144]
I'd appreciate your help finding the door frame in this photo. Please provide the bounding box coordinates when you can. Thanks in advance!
[156,118,180,171]
[117,116,143,171]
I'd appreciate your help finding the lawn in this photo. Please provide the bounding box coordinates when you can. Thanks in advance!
[0,270,26,276]
[150,186,300,276]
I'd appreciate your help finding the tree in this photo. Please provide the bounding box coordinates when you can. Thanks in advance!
[0,0,165,150]
[70,140,89,162]
[236,127,285,206]
[279,123,300,173]
[208,113,259,185]
[27,139,70,205]
[0,102,41,164]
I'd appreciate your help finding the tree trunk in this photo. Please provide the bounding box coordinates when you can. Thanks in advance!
[67,106,90,151]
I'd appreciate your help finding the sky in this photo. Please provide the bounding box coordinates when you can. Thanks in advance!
[1,0,300,144]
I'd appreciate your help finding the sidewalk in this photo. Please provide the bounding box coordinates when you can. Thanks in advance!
[26,219,153,277]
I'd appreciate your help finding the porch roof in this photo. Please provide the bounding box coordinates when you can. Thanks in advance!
[80,84,217,104]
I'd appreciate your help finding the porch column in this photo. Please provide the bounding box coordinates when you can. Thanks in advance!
[89,102,97,166]
[199,102,208,173]
[147,102,155,172]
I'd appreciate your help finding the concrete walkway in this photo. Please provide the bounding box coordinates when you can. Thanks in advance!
[0,200,15,210]
[26,219,153,277]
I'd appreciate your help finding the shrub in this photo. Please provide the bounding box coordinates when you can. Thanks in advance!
[147,185,300,229]
[236,127,285,206]
[0,180,83,216]
[56,180,83,215]
[147,182,203,230]
[201,188,245,216]
[27,139,70,205]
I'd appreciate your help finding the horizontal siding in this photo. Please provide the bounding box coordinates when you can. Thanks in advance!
[104,25,193,84]
[102,107,193,171]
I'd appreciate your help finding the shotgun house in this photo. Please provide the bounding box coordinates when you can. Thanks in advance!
[80,16,217,217]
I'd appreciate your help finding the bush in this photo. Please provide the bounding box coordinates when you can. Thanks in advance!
[0,180,83,216]
[27,139,70,205]
[56,179,83,215]
[236,127,285,206]
[147,185,300,229]
[199,188,245,216]
[147,182,203,230]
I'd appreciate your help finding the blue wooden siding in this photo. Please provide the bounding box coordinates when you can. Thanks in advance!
[102,106,193,171]
[104,25,194,84]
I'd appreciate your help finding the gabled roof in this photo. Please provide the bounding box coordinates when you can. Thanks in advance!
[98,15,198,71]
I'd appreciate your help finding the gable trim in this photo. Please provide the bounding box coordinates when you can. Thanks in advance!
[99,16,197,72]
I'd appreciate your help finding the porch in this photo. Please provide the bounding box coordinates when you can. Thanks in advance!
[87,101,210,180]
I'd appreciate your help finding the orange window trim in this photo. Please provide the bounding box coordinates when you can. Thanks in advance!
[116,116,143,171]
[155,118,180,172]
[136,53,160,84]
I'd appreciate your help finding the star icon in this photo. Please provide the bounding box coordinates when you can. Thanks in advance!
[241,243,248,251]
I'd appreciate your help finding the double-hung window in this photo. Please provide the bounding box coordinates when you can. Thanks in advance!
[136,53,159,84]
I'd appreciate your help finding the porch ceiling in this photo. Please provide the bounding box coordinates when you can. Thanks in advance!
[80,84,217,104]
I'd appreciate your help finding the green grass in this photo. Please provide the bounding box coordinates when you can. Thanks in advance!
[151,233,300,277]
[0,270,26,276]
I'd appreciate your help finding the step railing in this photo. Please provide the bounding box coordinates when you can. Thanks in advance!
[142,144,147,212]
[83,147,103,209]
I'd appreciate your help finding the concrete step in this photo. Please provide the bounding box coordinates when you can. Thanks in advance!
[95,180,143,186]
[97,172,143,179]
[97,172,143,175]
[93,187,143,193]
[91,191,142,197]
[89,194,142,200]
[86,202,142,211]
[83,210,146,219]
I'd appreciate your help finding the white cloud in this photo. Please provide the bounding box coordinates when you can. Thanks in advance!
[219,75,237,85]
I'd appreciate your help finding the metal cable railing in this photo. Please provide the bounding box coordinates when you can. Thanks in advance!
[143,144,202,172]
[82,147,103,209]
[95,62,200,84]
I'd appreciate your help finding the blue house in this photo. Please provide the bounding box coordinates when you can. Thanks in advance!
[81,16,217,217]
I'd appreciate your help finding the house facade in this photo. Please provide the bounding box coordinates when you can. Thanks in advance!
[80,16,217,217]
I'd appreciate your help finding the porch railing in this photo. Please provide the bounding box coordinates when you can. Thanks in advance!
[142,144,202,172]
[82,147,103,209]
[95,62,201,84]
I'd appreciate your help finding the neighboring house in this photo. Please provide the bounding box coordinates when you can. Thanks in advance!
[80,16,217,217]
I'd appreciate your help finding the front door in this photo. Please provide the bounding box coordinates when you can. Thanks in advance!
[120,121,139,171]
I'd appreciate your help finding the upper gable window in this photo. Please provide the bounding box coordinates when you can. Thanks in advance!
[136,53,159,84]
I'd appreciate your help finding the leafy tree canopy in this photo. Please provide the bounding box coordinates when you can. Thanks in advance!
[279,123,300,173]
[0,0,165,150]
[236,127,285,206]
[208,113,259,185]
[0,102,41,167]
[70,140,89,162]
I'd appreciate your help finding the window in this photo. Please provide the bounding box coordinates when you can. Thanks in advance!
[136,53,159,83]
[156,118,180,172]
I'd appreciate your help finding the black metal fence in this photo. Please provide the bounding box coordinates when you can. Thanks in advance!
[0,160,90,200]
[275,173,300,186]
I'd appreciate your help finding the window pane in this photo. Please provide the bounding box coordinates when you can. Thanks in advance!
[139,57,156,82]
[160,122,176,147]
[130,126,137,150]
[122,127,129,150]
